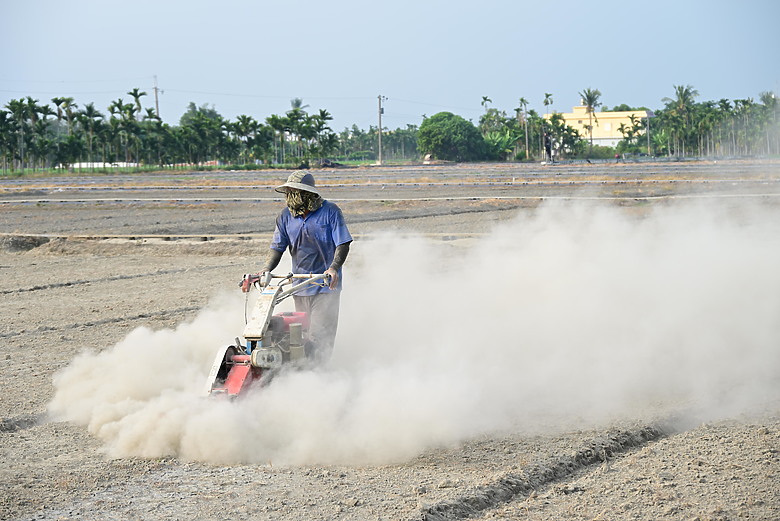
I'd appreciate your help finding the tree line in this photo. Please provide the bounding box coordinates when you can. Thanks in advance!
[0,90,419,174]
[651,86,779,158]
[419,87,778,162]
[1,85,777,173]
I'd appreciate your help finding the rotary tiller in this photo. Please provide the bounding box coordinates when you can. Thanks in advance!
[202,272,329,397]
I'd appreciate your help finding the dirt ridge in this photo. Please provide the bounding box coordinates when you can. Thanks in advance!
[0,263,231,295]
[418,424,667,521]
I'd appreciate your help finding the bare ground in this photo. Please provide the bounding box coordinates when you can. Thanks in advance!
[1,160,779,520]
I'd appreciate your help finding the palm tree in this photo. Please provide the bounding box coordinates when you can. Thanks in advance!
[694,101,717,156]
[318,131,339,159]
[38,104,55,122]
[288,99,309,160]
[79,102,104,164]
[35,103,55,168]
[234,114,258,164]
[6,99,27,170]
[108,98,124,119]
[0,110,14,173]
[481,96,492,111]
[518,97,530,159]
[24,97,45,168]
[298,114,318,163]
[662,85,699,156]
[733,98,755,155]
[108,98,138,163]
[285,107,306,159]
[140,110,164,165]
[127,88,147,121]
[61,97,77,136]
[290,98,309,111]
[25,97,41,126]
[266,114,289,164]
[312,109,334,161]
[720,104,737,156]
[51,97,67,137]
[663,85,699,113]
[248,123,275,165]
[317,108,333,126]
[579,88,602,153]
[759,91,778,155]
[542,93,554,157]
[543,93,554,113]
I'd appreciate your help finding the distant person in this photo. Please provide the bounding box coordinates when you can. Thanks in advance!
[256,171,353,363]
[544,132,552,162]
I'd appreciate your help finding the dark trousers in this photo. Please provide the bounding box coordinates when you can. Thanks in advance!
[293,291,341,363]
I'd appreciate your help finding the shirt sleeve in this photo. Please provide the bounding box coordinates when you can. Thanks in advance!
[330,204,353,246]
[270,209,290,252]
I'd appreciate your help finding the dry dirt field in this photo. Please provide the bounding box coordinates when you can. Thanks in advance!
[1,160,779,521]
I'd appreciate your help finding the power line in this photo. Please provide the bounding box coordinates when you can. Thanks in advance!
[377,95,387,165]
[165,89,374,102]
[390,97,481,114]
[0,88,130,96]
[0,76,151,84]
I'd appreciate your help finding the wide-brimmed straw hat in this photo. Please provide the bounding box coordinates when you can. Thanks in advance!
[274,171,320,195]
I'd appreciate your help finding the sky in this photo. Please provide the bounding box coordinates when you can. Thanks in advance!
[2,0,778,132]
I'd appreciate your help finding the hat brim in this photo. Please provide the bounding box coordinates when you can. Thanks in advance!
[274,182,320,195]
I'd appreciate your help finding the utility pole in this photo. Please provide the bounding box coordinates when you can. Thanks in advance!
[377,95,387,165]
[645,110,655,156]
[153,75,161,120]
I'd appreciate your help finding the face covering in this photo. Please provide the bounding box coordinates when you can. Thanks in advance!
[286,189,323,217]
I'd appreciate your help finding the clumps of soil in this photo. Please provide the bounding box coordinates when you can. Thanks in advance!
[0,234,49,252]
[0,413,44,433]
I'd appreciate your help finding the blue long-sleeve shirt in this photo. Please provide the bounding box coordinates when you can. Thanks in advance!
[270,200,353,295]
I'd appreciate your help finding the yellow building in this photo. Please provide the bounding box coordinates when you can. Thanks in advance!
[546,106,652,147]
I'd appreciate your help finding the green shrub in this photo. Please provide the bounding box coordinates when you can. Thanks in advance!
[348,150,376,161]
[571,144,615,160]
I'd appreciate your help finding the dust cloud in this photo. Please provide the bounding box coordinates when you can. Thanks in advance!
[48,198,780,465]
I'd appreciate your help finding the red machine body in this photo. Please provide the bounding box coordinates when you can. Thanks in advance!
[275,311,309,330]
[219,356,254,396]
[204,274,327,398]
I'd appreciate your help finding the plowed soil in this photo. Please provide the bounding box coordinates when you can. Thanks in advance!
[2,160,779,520]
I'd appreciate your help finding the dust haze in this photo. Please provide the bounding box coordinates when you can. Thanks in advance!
[48,198,780,465]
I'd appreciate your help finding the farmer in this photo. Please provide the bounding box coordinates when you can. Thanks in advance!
[544,132,553,162]
[257,171,352,363]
